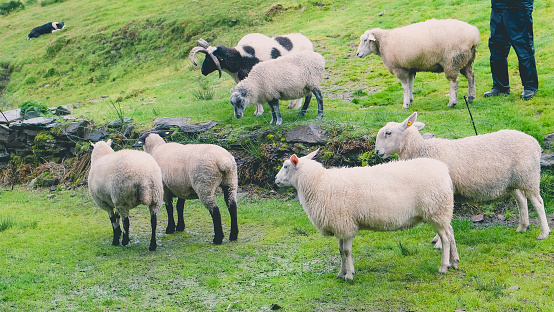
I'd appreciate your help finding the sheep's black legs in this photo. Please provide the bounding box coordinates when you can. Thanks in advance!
[312,88,324,120]
[297,94,312,117]
[209,207,224,245]
[165,195,176,234]
[109,212,121,246]
[121,217,130,246]
[149,212,157,251]
[268,99,283,126]
[222,185,239,241]
[176,198,185,232]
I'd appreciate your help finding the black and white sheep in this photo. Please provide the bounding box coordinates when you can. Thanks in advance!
[133,130,239,245]
[88,139,163,251]
[375,112,550,244]
[189,33,313,115]
[275,150,459,281]
[356,19,480,109]
[229,50,325,126]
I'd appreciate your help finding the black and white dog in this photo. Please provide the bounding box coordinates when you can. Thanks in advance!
[27,22,65,40]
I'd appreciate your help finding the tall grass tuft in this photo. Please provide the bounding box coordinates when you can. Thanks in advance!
[190,79,214,100]
[0,216,15,232]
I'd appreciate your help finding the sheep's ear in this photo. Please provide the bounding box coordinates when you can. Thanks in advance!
[89,141,94,147]
[414,122,425,130]
[364,31,376,41]
[290,154,299,167]
[303,149,319,160]
[400,112,418,131]
[156,129,174,137]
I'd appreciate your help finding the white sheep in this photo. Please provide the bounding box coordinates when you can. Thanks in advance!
[275,150,458,281]
[229,50,325,126]
[375,112,550,246]
[356,19,480,109]
[190,33,313,115]
[88,139,163,251]
[133,130,238,244]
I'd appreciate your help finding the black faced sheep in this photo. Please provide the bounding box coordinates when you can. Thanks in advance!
[229,50,325,126]
[190,33,313,115]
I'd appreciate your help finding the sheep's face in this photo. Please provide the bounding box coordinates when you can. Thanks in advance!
[356,30,377,58]
[229,88,250,119]
[375,112,424,158]
[275,155,299,187]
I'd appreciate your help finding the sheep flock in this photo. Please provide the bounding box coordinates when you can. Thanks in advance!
[80,16,550,283]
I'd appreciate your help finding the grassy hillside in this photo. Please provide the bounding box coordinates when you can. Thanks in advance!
[1,0,553,141]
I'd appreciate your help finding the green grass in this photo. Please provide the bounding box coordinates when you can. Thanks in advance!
[1,0,554,310]
[0,186,553,311]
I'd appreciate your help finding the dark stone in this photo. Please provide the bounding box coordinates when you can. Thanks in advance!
[53,105,71,116]
[107,117,133,128]
[153,117,191,129]
[0,151,9,161]
[0,124,10,143]
[422,132,435,139]
[472,214,484,222]
[544,133,554,149]
[23,110,41,120]
[84,129,109,142]
[154,117,217,133]
[121,123,135,138]
[0,108,22,124]
[63,120,90,137]
[286,124,328,144]
[13,117,57,128]
[541,153,554,168]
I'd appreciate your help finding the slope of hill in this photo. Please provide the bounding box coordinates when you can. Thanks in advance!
[0,0,553,140]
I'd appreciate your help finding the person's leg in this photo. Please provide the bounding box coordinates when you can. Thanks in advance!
[486,9,512,96]
[504,9,538,99]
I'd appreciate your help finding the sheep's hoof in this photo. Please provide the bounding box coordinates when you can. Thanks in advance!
[447,102,457,108]
[112,240,120,246]
[149,244,157,251]
[297,111,306,117]
[434,241,443,250]
[538,231,550,240]
[213,236,223,245]
[165,227,175,234]
[230,231,239,241]
[438,266,448,274]
[176,224,185,232]
[516,224,529,233]
[121,238,130,246]
[402,104,410,109]
[467,95,475,103]
[316,114,323,121]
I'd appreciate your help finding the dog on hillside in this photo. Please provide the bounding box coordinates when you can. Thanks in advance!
[28,22,65,40]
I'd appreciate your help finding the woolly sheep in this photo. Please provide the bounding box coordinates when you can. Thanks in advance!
[229,50,325,126]
[88,139,163,251]
[133,130,238,245]
[375,112,550,245]
[190,33,314,115]
[275,150,458,281]
[356,19,480,109]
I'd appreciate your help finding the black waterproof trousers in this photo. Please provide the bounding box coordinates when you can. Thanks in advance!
[489,8,538,92]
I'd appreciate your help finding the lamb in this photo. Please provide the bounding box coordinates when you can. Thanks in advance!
[375,112,550,246]
[190,33,314,115]
[88,139,163,251]
[133,130,238,245]
[356,19,480,109]
[229,50,325,126]
[275,150,459,281]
